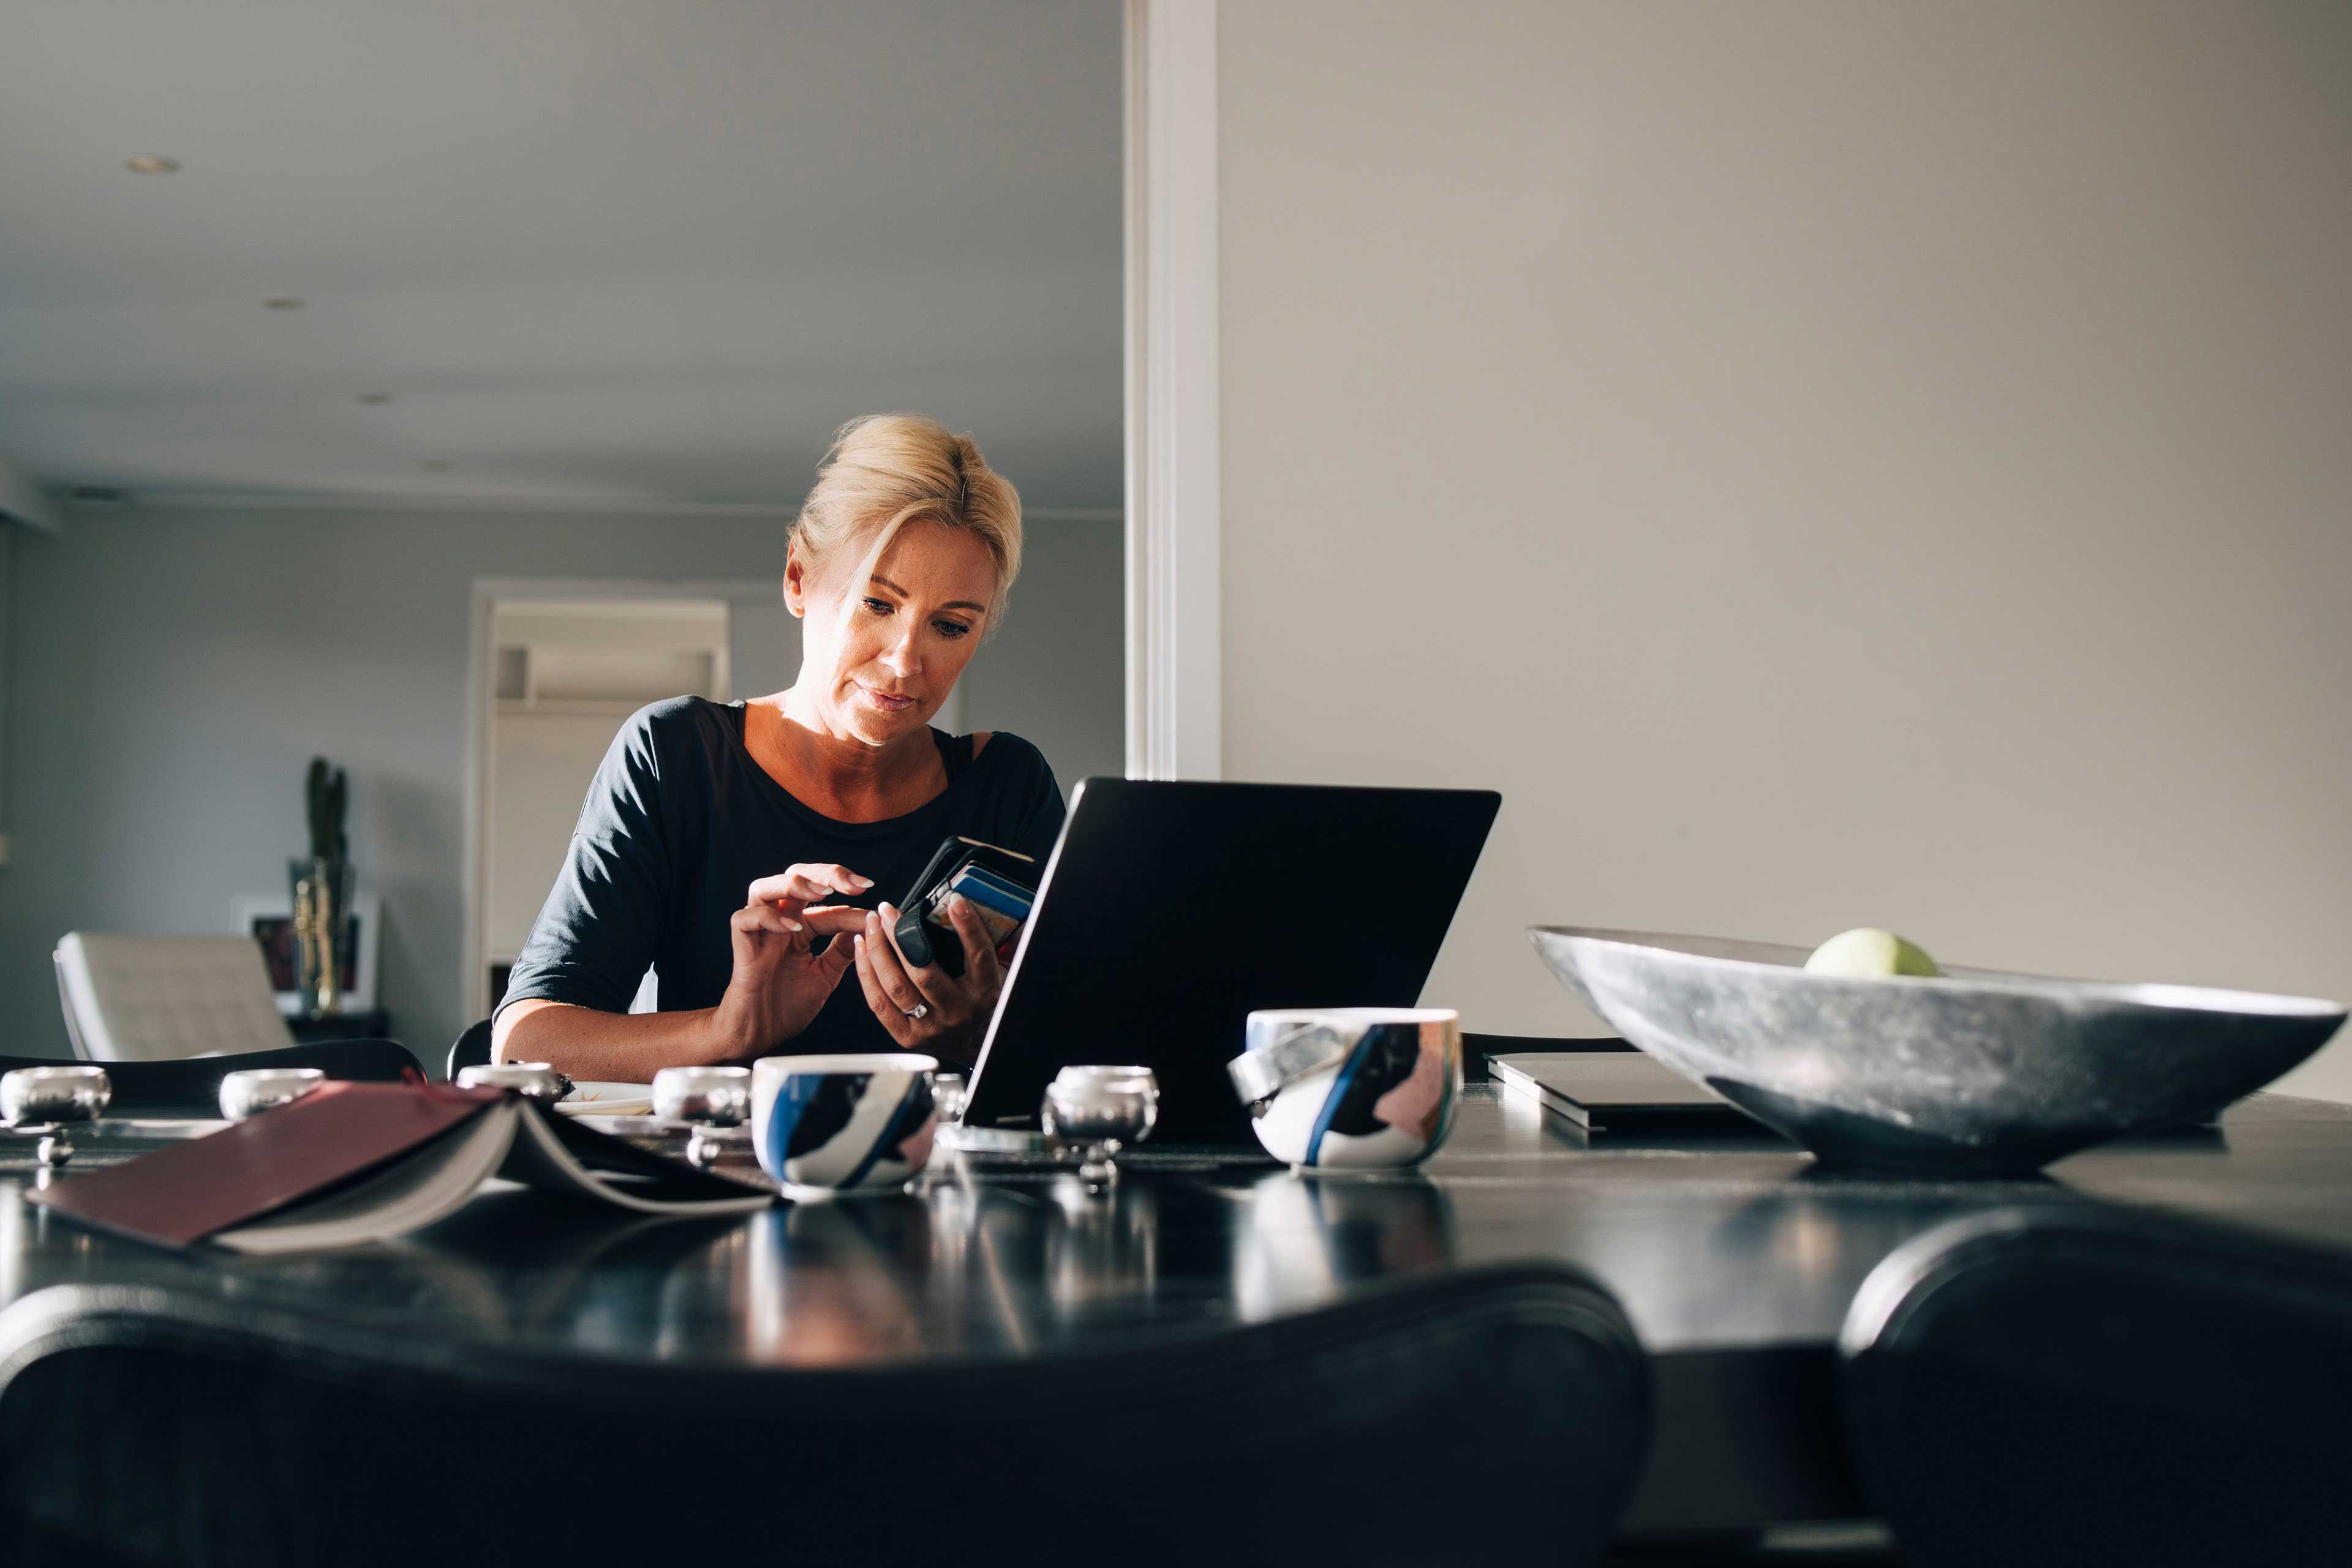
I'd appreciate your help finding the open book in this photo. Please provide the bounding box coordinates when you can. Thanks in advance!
[28,1080,771,1253]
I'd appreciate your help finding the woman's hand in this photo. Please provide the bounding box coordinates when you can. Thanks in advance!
[709,864,872,1060]
[852,895,1006,1068]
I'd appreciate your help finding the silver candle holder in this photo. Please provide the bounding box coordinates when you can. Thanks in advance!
[652,1066,752,1167]
[456,1062,575,1105]
[1041,1065,1160,1193]
[1,1065,113,1168]
[219,1067,326,1122]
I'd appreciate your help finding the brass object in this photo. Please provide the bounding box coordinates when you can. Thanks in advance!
[292,757,352,1017]
[292,872,341,1016]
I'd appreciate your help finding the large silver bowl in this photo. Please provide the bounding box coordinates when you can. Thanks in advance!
[1529,926,2347,1175]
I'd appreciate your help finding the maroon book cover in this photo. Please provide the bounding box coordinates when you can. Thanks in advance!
[26,1080,500,1248]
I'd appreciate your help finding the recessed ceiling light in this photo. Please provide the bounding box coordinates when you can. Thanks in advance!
[262,296,306,311]
[124,155,181,175]
[357,392,393,406]
[421,459,453,472]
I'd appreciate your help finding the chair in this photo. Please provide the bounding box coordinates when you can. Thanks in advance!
[53,933,293,1061]
[447,1017,494,1079]
[0,1039,420,1118]
[1840,1206,2352,1567]
[0,1261,1649,1568]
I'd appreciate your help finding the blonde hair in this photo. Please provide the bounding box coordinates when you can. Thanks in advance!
[791,414,1023,630]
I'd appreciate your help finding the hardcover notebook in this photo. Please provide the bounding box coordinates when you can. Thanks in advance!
[26,1080,771,1253]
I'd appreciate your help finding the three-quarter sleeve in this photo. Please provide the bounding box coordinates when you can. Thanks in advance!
[497,706,675,1020]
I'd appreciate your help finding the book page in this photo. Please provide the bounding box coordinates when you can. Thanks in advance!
[501,1106,773,1215]
[213,1105,521,1255]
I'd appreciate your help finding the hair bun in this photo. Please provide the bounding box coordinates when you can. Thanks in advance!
[791,413,1024,625]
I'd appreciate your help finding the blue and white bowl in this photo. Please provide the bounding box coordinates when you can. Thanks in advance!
[752,1054,939,1195]
[1231,1009,1462,1172]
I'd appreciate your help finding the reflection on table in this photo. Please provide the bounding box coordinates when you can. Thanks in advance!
[6,1087,2352,1531]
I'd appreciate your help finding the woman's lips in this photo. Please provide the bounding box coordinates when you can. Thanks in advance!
[859,685,918,713]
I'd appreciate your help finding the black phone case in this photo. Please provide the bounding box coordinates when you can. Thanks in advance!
[892,837,1036,977]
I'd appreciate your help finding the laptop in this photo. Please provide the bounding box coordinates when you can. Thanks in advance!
[959,778,1502,1147]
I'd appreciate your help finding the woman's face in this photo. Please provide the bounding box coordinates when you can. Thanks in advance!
[787,518,997,745]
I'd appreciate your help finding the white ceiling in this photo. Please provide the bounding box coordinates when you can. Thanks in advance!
[0,0,1123,511]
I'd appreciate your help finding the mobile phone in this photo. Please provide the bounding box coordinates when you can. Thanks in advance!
[892,837,1037,976]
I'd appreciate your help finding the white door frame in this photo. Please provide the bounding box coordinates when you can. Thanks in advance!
[459,576,774,1026]
[1124,0,1221,780]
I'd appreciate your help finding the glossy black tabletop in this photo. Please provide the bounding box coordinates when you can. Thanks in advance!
[8,1087,2352,1532]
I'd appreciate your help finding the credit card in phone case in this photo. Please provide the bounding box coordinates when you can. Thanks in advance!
[940,869,1031,922]
[926,878,1022,948]
[972,861,1036,898]
[924,869,1014,918]
[937,862,1031,907]
[960,902,1023,948]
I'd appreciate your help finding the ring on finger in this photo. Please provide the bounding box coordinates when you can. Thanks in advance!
[905,1002,930,1022]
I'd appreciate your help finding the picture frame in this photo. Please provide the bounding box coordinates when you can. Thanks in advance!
[233,893,381,1017]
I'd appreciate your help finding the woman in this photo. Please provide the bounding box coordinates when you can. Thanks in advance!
[492,415,1064,1081]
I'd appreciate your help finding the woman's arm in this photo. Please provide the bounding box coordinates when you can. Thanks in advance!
[492,871,870,1080]
[492,997,735,1078]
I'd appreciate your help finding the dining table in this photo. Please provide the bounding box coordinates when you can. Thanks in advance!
[6,1081,2352,1539]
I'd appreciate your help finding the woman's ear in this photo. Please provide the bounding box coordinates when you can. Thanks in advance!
[782,543,808,619]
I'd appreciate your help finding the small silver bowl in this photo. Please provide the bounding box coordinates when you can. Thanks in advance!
[652,1066,751,1126]
[456,1062,575,1105]
[1041,1065,1160,1191]
[219,1067,326,1122]
[932,1072,968,1127]
[2,1065,113,1169]
[2,1065,113,1128]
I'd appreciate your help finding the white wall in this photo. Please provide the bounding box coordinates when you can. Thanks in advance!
[957,517,1126,788]
[1217,1,2352,1098]
[0,503,1120,1066]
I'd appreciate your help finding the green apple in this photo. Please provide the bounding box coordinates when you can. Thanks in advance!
[1804,927,1941,979]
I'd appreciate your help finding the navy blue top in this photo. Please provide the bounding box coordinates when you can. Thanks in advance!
[499,696,1066,1055]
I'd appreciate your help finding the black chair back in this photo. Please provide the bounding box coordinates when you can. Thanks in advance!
[0,1262,1648,1568]
[0,1039,420,1118]
[447,1017,493,1079]
[1841,1206,2352,1568]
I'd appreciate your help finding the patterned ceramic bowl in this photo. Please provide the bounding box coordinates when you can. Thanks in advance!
[1230,1008,1462,1172]
[752,1054,940,1196]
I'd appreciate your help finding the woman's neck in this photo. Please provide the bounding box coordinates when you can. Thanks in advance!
[747,685,944,821]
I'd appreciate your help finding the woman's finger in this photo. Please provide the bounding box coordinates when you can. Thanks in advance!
[748,865,873,906]
[799,905,870,938]
[853,936,915,1046]
[816,927,859,987]
[864,908,938,1013]
[943,894,1005,993]
[730,903,800,936]
[874,903,952,1010]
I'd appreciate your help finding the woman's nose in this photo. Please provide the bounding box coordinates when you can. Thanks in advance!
[878,624,921,675]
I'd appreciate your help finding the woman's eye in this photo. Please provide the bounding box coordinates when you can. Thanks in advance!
[932,619,972,641]
[861,597,894,617]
